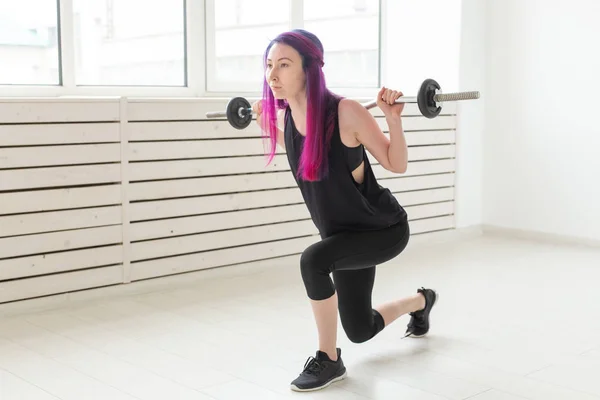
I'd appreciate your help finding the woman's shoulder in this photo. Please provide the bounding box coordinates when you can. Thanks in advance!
[337,98,370,129]
[338,97,369,116]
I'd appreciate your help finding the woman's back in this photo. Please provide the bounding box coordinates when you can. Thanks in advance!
[284,102,407,238]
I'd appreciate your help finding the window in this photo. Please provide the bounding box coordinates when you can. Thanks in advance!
[206,0,291,93]
[303,0,380,88]
[0,0,60,85]
[72,0,186,86]
[0,0,414,97]
[205,0,380,93]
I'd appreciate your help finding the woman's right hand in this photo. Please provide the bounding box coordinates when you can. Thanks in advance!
[252,100,263,127]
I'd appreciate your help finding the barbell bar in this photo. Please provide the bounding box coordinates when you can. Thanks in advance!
[206,78,480,130]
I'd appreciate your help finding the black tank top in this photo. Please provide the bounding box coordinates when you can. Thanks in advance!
[284,103,407,238]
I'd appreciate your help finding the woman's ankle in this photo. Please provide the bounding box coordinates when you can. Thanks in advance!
[319,348,338,362]
[415,293,426,312]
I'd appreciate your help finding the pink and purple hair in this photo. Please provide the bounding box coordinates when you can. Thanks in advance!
[260,29,341,181]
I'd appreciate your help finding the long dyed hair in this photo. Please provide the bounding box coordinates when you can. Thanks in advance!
[260,29,341,181]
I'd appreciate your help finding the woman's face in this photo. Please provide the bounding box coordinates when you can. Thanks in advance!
[265,43,306,100]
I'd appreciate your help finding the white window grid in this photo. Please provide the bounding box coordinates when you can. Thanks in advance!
[0,0,387,98]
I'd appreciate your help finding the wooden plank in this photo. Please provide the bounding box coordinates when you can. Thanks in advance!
[0,266,123,304]
[382,173,455,192]
[130,204,309,241]
[126,98,456,122]
[0,245,122,281]
[406,201,454,220]
[120,97,132,284]
[393,187,455,206]
[373,159,455,179]
[0,100,120,124]
[400,130,455,145]
[129,138,277,160]
[129,171,296,201]
[128,120,264,140]
[0,144,121,169]
[131,220,317,262]
[127,99,241,122]
[130,236,318,281]
[0,206,122,237]
[128,132,454,161]
[0,225,122,259]
[130,174,453,221]
[368,145,455,164]
[376,116,456,132]
[394,144,455,161]
[131,188,303,221]
[369,102,457,118]
[129,155,289,181]
[126,118,455,142]
[0,164,121,191]
[0,123,120,146]
[0,185,122,215]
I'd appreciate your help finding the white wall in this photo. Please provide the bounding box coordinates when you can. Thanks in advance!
[483,0,600,242]
[455,0,486,229]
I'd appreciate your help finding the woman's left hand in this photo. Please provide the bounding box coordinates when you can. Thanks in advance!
[376,86,404,119]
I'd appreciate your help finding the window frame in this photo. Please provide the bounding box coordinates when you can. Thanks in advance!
[0,0,385,98]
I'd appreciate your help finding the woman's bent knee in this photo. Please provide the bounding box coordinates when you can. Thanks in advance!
[345,327,374,343]
[300,243,330,273]
[342,310,385,343]
[300,245,335,300]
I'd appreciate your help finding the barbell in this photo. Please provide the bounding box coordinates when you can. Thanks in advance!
[206,78,480,130]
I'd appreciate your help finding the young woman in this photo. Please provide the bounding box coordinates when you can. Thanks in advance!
[252,29,438,392]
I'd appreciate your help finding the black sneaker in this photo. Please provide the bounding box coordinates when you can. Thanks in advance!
[290,348,347,392]
[404,287,438,338]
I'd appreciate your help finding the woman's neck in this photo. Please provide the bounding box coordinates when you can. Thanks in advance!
[286,91,308,135]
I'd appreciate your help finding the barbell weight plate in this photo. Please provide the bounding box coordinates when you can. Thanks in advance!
[417,78,442,119]
[226,97,253,130]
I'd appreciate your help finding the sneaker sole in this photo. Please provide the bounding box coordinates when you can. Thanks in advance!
[408,289,439,338]
[289,370,347,392]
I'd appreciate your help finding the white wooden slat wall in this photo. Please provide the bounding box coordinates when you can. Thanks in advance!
[0,100,124,303]
[0,98,456,303]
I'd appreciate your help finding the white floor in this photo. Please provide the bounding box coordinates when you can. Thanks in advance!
[1,232,599,400]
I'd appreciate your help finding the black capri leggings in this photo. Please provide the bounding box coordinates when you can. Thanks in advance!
[299,219,410,343]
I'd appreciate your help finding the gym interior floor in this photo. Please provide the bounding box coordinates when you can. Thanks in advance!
[1,231,599,400]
